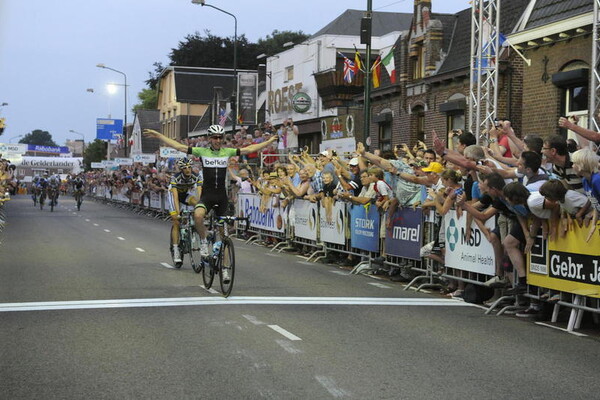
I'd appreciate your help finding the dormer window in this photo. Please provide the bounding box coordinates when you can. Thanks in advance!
[412,45,425,80]
[285,66,294,82]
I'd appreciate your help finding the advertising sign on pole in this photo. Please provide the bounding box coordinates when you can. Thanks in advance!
[115,158,133,165]
[132,153,156,164]
[237,72,258,125]
[96,118,123,141]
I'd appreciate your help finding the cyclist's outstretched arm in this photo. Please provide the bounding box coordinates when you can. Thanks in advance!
[144,129,188,153]
[239,136,277,155]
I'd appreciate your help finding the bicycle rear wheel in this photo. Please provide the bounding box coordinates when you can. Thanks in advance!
[219,237,235,297]
[39,194,45,210]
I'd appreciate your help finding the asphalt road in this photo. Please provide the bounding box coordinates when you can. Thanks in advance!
[1,195,599,399]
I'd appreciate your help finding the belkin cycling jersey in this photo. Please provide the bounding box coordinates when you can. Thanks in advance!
[189,147,240,190]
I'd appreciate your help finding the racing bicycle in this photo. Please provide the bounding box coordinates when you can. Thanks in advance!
[169,207,203,271]
[47,187,59,212]
[199,210,248,297]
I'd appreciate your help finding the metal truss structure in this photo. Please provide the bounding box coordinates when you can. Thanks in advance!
[590,0,600,131]
[468,0,501,141]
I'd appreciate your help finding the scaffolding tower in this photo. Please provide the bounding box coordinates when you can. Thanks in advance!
[468,0,501,141]
[590,0,600,131]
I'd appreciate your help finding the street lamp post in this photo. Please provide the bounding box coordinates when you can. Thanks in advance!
[192,0,237,133]
[96,63,128,155]
[9,134,22,143]
[69,129,86,156]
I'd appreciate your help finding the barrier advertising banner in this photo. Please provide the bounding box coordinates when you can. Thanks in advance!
[294,199,318,241]
[150,192,162,210]
[385,208,423,260]
[319,201,346,245]
[444,210,496,275]
[528,222,600,298]
[350,204,379,252]
[237,193,285,233]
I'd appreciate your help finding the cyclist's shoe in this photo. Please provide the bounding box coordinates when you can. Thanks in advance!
[222,268,231,284]
[172,245,182,263]
[200,240,210,257]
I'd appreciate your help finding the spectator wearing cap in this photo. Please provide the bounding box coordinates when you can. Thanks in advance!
[337,157,363,196]
[318,150,339,186]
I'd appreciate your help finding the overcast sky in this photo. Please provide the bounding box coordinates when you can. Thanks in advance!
[0,0,469,146]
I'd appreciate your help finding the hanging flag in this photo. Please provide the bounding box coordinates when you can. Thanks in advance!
[353,45,363,73]
[218,108,228,127]
[372,55,381,88]
[381,47,396,83]
[342,54,356,83]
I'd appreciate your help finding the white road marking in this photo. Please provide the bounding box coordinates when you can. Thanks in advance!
[85,219,90,222]
[117,237,125,241]
[242,314,266,325]
[535,322,588,337]
[265,253,279,257]
[161,262,174,269]
[103,229,111,233]
[268,325,302,341]
[135,248,145,253]
[0,297,476,313]
[368,282,391,289]
[275,339,302,354]
[93,223,99,226]
[297,261,314,265]
[72,212,77,215]
[315,376,350,398]
[330,270,348,276]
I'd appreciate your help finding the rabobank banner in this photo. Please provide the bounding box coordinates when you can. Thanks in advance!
[319,201,346,245]
[444,210,495,275]
[237,193,285,233]
[294,199,318,241]
[385,208,422,260]
[27,144,70,154]
[350,204,379,252]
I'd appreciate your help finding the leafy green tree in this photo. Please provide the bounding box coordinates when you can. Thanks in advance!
[19,129,57,146]
[133,88,158,113]
[83,139,107,170]
[256,30,311,57]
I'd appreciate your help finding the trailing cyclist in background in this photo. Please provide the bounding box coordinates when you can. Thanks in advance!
[71,173,86,211]
[144,125,276,283]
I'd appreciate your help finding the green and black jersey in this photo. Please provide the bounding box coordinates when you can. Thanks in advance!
[189,146,240,191]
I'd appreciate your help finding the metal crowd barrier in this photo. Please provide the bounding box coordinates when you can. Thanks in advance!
[88,184,600,331]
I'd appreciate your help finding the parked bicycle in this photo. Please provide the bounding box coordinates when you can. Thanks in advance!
[199,211,248,297]
[169,207,203,271]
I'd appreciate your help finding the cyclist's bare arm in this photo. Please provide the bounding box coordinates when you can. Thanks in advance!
[239,136,277,155]
[144,129,188,153]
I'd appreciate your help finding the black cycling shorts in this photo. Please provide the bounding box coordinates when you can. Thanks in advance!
[199,192,230,217]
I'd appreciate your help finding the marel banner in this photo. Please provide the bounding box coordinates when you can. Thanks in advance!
[528,221,600,298]
[237,193,285,233]
[294,199,318,241]
[444,210,496,275]
[132,153,156,164]
[385,208,423,260]
[319,201,346,245]
[350,204,379,252]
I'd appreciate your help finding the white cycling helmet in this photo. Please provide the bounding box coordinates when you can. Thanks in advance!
[207,124,225,136]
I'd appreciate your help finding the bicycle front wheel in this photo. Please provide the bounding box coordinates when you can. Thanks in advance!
[219,237,235,297]
[189,230,203,273]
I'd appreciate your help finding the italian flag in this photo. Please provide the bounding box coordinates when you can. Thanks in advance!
[382,47,396,83]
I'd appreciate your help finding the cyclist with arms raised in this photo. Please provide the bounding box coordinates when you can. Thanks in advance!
[145,125,277,259]
[168,157,203,263]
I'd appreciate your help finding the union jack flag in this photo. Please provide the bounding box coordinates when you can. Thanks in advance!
[343,56,355,84]
[218,108,228,127]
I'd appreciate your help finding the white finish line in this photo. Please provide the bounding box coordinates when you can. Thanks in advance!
[0,297,475,313]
